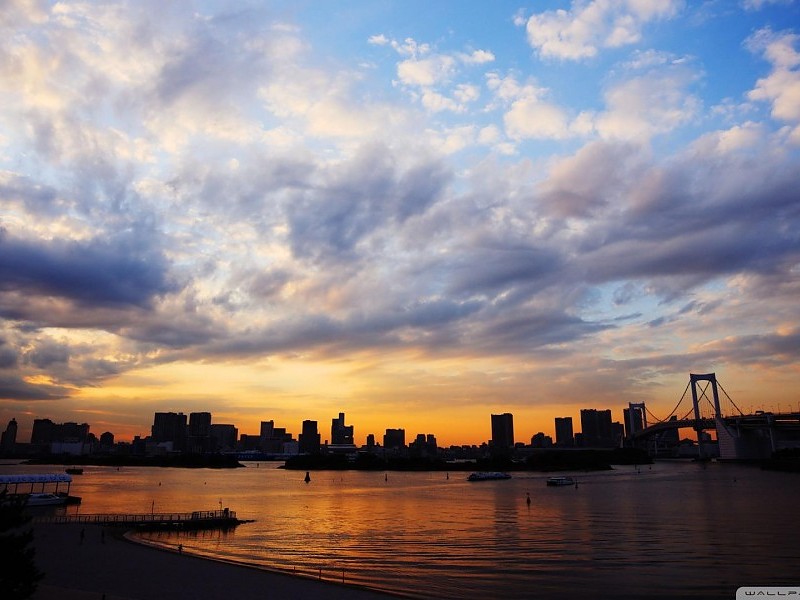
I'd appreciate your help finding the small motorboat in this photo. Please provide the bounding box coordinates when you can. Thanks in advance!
[25,493,68,506]
[468,472,512,481]
[65,467,84,475]
[546,476,576,487]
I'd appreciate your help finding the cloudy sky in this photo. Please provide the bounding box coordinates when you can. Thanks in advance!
[1,0,799,446]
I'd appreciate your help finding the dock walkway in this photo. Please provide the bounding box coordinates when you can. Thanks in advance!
[33,508,246,530]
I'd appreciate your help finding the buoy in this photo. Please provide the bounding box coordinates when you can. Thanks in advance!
[304,471,311,483]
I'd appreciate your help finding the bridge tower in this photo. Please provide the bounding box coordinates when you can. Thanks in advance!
[627,402,648,431]
[690,373,722,458]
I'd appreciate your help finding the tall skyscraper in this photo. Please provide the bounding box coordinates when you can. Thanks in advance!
[491,413,515,454]
[331,412,354,445]
[298,420,321,454]
[31,418,55,444]
[554,417,574,447]
[189,412,212,436]
[580,409,614,447]
[188,412,212,454]
[151,412,187,451]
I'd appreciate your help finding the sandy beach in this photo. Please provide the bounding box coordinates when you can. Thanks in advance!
[30,523,400,600]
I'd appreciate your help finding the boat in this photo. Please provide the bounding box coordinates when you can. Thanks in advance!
[467,472,512,481]
[546,476,575,487]
[65,467,84,475]
[25,493,68,506]
[0,473,82,505]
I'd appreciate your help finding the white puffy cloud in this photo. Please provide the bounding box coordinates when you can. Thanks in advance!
[505,98,574,140]
[397,54,457,86]
[690,122,766,155]
[525,0,683,60]
[592,66,701,141]
[747,29,800,124]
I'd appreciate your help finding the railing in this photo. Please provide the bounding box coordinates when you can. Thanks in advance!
[34,509,237,525]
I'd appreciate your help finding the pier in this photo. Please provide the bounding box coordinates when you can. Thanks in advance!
[34,508,249,531]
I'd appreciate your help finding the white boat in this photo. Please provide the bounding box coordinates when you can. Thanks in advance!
[468,472,512,481]
[546,476,575,487]
[25,493,68,506]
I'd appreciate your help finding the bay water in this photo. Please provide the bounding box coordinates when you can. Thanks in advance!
[5,460,799,599]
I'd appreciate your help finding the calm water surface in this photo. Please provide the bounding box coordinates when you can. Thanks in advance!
[4,460,799,599]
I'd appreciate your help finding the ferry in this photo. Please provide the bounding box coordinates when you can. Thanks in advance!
[468,472,512,481]
[546,476,575,487]
[0,473,81,505]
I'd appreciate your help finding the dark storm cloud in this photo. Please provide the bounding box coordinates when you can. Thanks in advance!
[0,231,176,309]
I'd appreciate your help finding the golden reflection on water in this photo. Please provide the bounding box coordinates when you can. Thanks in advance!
[4,461,799,599]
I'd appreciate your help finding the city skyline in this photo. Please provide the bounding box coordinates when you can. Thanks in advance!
[1,1,800,447]
[3,402,651,450]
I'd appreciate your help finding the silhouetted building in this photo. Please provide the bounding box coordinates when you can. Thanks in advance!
[31,418,55,444]
[187,412,212,453]
[151,412,187,452]
[383,428,405,449]
[211,424,238,452]
[1,418,18,454]
[99,431,114,448]
[189,412,211,436]
[580,409,614,447]
[531,432,553,448]
[31,419,89,446]
[238,433,261,451]
[491,413,514,455]
[611,422,624,447]
[331,412,354,445]
[409,433,437,457]
[366,433,376,450]
[260,420,274,445]
[299,420,321,454]
[555,417,574,447]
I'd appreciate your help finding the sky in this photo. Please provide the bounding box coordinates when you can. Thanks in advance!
[1,0,799,447]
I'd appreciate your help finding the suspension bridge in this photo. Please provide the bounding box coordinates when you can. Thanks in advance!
[626,373,800,459]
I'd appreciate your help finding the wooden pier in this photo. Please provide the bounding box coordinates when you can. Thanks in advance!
[34,508,250,531]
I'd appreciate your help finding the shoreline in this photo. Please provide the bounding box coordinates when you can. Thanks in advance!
[30,522,402,600]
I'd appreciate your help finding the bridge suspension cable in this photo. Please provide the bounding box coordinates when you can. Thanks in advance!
[717,381,745,416]
[647,380,691,424]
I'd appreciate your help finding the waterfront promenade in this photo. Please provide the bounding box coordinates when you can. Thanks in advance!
[30,522,399,600]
